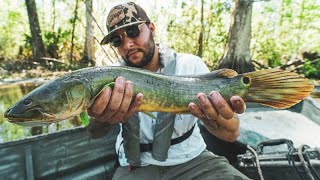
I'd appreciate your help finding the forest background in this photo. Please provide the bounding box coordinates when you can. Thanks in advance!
[0,0,320,142]
[0,0,320,79]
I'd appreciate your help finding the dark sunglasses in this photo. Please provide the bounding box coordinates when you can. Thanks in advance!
[110,23,145,47]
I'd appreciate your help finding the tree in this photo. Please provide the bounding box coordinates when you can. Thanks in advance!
[81,0,95,67]
[166,1,231,68]
[70,0,79,66]
[217,0,255,73]
[51,0,56,31]
[25,0,46,64]
[197,0,204,58]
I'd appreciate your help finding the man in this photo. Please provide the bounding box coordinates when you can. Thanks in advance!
[88,2,249,180]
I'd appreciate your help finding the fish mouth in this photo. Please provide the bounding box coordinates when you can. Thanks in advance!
[9,120,54,127]
[4,106,56,125]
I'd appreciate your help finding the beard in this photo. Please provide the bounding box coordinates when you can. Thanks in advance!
[122,32,155,68]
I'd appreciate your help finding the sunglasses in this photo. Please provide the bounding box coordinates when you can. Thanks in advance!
[110,23,145,47]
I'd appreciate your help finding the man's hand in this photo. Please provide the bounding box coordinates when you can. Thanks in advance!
[188,91,246,142]
[87,77,144,125]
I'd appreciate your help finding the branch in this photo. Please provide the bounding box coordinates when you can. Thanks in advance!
[41,57,68,64]
[251,60,268,70]
[280,59,304,70]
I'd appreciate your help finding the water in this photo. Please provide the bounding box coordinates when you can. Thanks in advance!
[0,81,82,143]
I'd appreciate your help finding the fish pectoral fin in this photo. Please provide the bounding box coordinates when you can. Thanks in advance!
[80,111,89,126]
[93,82,115,100]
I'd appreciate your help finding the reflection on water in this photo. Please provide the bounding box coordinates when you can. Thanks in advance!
[0,82,82,143]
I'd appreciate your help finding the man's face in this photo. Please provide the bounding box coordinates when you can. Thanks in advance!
[111,23,155,68]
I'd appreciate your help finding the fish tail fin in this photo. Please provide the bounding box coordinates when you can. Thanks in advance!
[243,69,314,109]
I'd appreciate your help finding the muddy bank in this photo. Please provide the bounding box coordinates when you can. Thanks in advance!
[0,69,68,86]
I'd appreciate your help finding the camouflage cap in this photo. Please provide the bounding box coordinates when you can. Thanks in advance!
[100,2,150,45]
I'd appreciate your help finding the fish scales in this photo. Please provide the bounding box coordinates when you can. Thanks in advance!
[4,66,313,126]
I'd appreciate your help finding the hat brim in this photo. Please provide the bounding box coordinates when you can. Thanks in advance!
[100,21,146,45]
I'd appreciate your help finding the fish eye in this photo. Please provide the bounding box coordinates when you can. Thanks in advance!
[24,99,33,107]
[242,76,251,85]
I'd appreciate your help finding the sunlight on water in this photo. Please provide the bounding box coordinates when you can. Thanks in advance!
[0,82,82,143]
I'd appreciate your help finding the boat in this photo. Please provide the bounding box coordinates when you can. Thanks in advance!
[0,97,320,180]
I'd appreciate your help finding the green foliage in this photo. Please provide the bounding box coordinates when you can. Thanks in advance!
[1,0,320,143]
[302,58,320,79]
[251,0,320,70]
[0,4,29,60]
[19,34,33,59]
[253,36,282,68]
[0,0,319,78]
[43,28,72,59]
[166,0,231,68]
[44,28,71,46]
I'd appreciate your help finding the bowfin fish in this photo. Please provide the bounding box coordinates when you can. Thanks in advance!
[3,66,313,126]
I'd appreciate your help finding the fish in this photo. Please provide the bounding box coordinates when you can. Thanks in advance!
[4,66,313,126]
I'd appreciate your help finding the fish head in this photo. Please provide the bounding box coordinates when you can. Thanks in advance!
[4,86,61,126]
[4,77,90,126]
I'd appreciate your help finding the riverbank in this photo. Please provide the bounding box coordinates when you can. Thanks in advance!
[0,58,71,83]
[0,69,68,86]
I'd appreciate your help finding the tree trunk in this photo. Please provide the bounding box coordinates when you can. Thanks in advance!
[197,0,204,58]
[52,0,56,31]
[217,0,255,73]
[25,0,46,64]
[296,0,306,54]
[82,0,95,67]
[70,0,79,66]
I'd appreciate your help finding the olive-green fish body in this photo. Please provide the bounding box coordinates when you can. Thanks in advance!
[4,66,313,126]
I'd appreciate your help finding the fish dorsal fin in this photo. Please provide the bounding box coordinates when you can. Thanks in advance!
[197,68,238,78]
[211,68,238,78]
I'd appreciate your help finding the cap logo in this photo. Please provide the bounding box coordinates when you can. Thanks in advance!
[107,8,125,27]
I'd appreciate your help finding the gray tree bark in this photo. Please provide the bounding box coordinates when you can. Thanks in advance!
[25,0,46,64]
[197,0,204,58]
[82,0,95,66]
[70,0,79,66]
[217,0,255,73]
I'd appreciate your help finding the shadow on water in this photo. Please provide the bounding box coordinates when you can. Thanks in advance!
[0,82,82,143]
